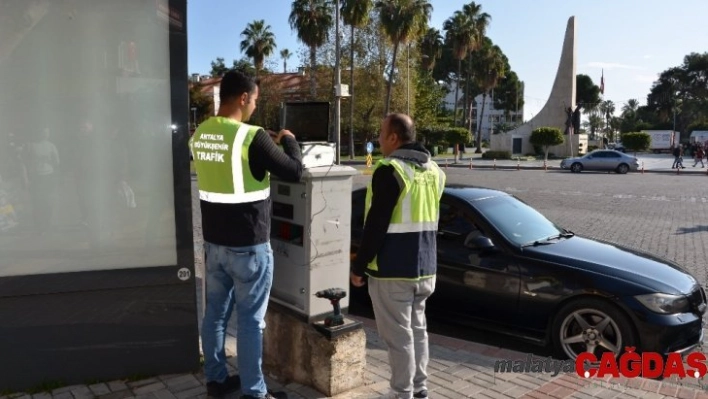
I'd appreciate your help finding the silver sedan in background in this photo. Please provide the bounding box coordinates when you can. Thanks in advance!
[560,150,640,174]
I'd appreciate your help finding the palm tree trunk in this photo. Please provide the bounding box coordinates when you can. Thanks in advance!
[310,46,317,98]
[349,24,356,159]
[384,41,400,117]
[284,59,287,73]
[476,91,487,153]
[453,59,461,126]
[463,56,471,128]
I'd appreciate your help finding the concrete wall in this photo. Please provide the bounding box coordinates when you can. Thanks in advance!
[491,16,577,157]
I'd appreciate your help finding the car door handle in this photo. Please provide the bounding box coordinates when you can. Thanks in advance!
[523,290,537,297]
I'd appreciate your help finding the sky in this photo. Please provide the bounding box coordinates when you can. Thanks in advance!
[188,0,708,119]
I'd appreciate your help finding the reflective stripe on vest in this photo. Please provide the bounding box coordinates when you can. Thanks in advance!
[191,118,270,204]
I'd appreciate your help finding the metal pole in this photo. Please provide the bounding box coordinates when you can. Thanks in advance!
[334,0,341,165]
[515,82,519,124]
[406,43,410,115]
[348,25,355,160]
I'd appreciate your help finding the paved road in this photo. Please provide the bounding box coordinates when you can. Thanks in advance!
[354,168,708,281]
[349,152,708,172]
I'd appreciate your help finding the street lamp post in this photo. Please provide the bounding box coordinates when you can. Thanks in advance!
[334,0,341,165]
[406,43,410,115]
[191,107,197,128]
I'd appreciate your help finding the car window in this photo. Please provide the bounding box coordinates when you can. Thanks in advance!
[439,201,483,238]
[474,195,562,246]
[606,152,621,158]
[592,152,605,158]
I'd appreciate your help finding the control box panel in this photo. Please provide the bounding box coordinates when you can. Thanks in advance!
[269,165,357,320]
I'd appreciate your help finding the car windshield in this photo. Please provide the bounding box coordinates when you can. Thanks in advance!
[473,195,563,246]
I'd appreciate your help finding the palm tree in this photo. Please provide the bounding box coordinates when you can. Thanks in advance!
[280,49,292,73]
[240,20,277,78]
[443,11,474,126]
[289,0,334,98]
[461,3,490,129]
[599,100,616,145]
[472,39,505,153]
[443,2,489,127]
[621,98,640,118]
[342,0,373,159]
[376,0,433,116]
[419,27,443,72]
[585,114,603,139]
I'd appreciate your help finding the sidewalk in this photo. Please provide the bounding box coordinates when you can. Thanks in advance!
[4,314,707,399]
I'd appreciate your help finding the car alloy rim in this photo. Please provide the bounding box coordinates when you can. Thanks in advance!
[619,165,628,173]
[559,308,622,360]
[571,164,581,172]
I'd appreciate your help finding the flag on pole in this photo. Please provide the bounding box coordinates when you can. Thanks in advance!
[600,69,605,95]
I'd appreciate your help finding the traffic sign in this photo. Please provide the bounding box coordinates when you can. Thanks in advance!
[366,142,373,154]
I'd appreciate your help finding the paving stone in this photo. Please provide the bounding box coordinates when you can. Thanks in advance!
[89,383,111,396]
[51,385,86,395]
[132,382,166,396]
[97,390,134,399]
[127,379,159,389]
[173,386,206,399]
[107,381,129,392]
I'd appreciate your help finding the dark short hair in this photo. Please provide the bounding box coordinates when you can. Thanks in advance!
[386,113,415,142]
[219,69,258,104]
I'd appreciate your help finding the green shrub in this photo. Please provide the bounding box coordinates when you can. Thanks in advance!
[622,132,651,154]
[588,145,598,152]
[530,127,564,161]
[481,151,511,160]
[444,127,471,145]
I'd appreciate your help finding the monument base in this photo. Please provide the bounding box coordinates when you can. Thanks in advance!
[263,304,366,397]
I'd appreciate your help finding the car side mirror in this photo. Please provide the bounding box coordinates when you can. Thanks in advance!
[464,233,494,251]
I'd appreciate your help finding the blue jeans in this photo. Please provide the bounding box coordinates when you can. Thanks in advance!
[202,241,273,397]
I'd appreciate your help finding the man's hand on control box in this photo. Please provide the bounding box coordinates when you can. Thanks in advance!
[269,129,295,144]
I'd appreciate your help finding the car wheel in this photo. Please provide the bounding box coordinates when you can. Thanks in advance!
[552,298,636,361]
[616,164,629,174]
[570,163,583,173]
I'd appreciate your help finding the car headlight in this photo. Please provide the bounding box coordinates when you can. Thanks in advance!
[635,293,690,314]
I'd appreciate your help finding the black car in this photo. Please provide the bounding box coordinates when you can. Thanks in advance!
[350,186,706,360]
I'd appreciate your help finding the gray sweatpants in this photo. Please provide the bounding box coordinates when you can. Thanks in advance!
[368,276,436,398]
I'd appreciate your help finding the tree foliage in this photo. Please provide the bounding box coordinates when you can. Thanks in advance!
[240,20,277,77]
[210,57,229,78]
[376,0,432,116]
[621,132,651,155]
[530,127,564,161]
[189,84,214,127]
[645,52,708,135]
[289,0,334,97]
[576,74,601,109]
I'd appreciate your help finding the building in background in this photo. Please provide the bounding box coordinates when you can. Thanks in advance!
[442,82,524,141]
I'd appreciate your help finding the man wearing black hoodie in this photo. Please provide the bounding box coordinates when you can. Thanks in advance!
[351,113,445,399]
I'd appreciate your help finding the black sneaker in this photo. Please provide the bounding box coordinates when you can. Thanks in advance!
[207,375,241,397]
[241,390,287,399]
[413,389,428,399]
